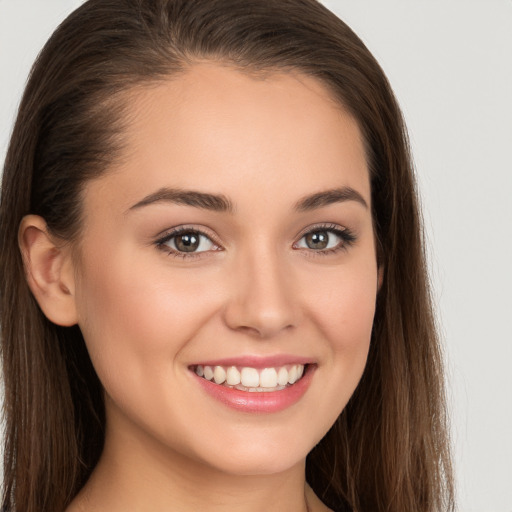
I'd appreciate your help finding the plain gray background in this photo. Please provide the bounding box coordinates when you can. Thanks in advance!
[1,1,511,511]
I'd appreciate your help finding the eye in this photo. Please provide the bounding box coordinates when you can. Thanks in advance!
[294,226,355,253]
[156,228,219,255]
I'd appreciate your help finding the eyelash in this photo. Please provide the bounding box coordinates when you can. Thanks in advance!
[295,224,357,256]
[155,226,221,259]
[154,223,356,258]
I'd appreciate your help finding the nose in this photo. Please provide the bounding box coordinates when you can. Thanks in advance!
[222,248,300,339]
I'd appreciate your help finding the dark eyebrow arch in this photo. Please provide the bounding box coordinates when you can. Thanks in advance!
[294,187,368,211]
[127,187,234,213]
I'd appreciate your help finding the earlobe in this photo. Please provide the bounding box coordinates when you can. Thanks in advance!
[18,215,78,326]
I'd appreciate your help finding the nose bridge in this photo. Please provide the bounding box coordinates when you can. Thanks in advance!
[223,240,299,338]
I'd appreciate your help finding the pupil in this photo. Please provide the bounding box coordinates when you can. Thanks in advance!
[306,231,328,249]
[176,233,199,252]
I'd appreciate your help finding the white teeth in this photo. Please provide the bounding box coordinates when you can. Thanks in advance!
[259,368,278,388]
[194,363,306,391]
[226,366,241,385]
[213,366,226,384]
[277,367,289,386]
[204,366,214,381]
[288,365,298,384]
[241,367,260,388]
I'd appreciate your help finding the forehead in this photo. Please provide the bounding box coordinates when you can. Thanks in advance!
[88,62,370,213]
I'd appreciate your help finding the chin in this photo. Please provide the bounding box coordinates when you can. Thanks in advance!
[187,426,316,477]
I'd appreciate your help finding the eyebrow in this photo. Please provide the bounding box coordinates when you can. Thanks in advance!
[294,187,368,211]
[127,185,367,214]
[128,187,234,213]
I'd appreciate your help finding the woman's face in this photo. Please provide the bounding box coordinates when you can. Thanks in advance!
[73,63,379,476]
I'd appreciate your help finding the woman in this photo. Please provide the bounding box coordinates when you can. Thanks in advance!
[0,0,454,511]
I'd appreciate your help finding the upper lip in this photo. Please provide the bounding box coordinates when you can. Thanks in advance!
[189,354,315,369]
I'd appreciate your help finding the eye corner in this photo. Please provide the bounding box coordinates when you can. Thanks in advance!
[154,225,223,258]
[293,224,357,255]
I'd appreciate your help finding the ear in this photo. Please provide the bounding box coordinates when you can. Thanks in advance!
[18,215,78,326]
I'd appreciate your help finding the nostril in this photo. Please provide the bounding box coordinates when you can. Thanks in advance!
[236,322,295,339]
[236,325,264,337]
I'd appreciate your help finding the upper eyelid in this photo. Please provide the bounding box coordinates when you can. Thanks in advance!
[155,225,220,244]
[294,222,347,239]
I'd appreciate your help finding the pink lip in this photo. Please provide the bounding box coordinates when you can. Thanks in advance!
[192,364,316,414]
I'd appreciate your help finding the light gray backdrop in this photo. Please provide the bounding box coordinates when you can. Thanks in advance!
[1,1,511,511]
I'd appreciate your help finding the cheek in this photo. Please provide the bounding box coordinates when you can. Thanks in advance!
[313,279,376,425]
[309,261,378,351]
[73,248,222,383]
[304,256,377,407]
[73,251,226,445]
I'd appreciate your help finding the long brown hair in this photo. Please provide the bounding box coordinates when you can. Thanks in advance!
[0,1,454,510]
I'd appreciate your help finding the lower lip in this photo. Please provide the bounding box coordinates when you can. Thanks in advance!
[193,365,315,413]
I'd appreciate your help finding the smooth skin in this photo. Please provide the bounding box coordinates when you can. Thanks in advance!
[20,62,380,512]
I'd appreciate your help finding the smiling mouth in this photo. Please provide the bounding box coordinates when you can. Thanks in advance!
[191,364,307,392]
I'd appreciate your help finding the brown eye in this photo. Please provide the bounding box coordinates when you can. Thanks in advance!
[174,232,200,252]
[159,229,217,254]
[294,227,354,253]
[304,231,329,250]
